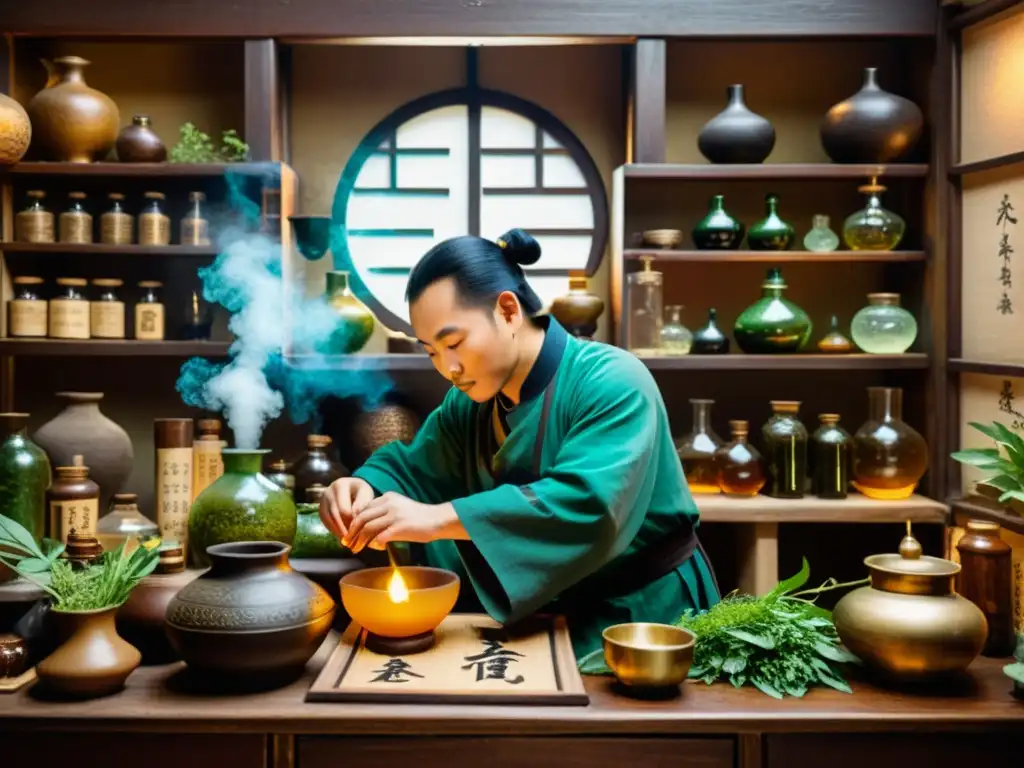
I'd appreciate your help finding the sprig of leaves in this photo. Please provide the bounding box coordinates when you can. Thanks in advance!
[951,420,1024,509]
[169,122,250,163]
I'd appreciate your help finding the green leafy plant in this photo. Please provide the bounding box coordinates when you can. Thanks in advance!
[169,122,250,163]
[1006,633,1024,691]
[951,420,1024,509]
[0,513,159,612]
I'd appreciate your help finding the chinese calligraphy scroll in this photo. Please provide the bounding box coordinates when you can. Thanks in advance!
[154,419,195,554]
[997,193,1017,315]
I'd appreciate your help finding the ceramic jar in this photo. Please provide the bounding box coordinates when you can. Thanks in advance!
[0,413,51,583]
[851,387,928,500]
[289,435,347,503]
[115,115,167,163]
[697,84,775,164]
[733,268,812,354]
[324,270,374,354]
[0,92,31,164]
[165,541,336,683]
[549,276,605,339]
[36,607,141,699]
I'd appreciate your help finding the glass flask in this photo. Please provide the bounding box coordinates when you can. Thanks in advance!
[691,308,730,354]
[843,178,905,251]
[675,398,724,494]
[627,256,663,355]
[851,387,928,500]
[810,414,851,499]
[715,420,765,497]
[747,193,795,251]
[803,214,840,253]
[691,194,744,250]
[817,315,853,353]
[734,267,812,354]
[95,493,159,553]
[850,293,918,354]
[660,305,693,355]
[762,400,808,499]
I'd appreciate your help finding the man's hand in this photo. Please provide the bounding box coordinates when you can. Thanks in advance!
[319,477,375,543]
[344,493,460,553]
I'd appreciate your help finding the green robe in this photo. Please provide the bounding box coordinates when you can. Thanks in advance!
[354,319,720,659]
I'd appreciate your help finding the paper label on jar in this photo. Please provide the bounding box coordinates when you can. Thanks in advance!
[50,497,99,542]
[192,440,225,502]
[90,301,125,338]
[156,447,194,552]
[135,303,165,340]
[1002,527,1024,633]
[9,299,48,337]
[49,300,90,339]
[139,213,170,246]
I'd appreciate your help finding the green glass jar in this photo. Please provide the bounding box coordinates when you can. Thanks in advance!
[747,194,795,251]
[187,449,297,569]
[292,485,351,559]
[734,267,812,353]
[691,194,744,250]
[324,270,375,354]
[0,413,51,582]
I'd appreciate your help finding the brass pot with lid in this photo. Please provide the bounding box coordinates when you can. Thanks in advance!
[833,521,988,680]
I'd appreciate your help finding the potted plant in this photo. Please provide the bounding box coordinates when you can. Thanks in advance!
[951,420,1024,517]
[0,513,159,698]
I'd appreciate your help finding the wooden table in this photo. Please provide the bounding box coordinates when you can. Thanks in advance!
[0,635,1020,768]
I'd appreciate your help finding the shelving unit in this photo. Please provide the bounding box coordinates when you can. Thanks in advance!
[624,249,928,263]
[0,339,232,357]
[1,243,220,257]
[621,163,931,180]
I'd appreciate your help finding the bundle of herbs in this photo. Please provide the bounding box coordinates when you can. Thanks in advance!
[0,513,159,613]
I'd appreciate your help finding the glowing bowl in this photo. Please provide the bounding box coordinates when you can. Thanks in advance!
[602,622,695,689]
[340,566,460,652]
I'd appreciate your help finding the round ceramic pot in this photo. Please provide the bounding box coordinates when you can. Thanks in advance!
[116,567,201,663]
[36,607,141,699]
[165,541,335,682]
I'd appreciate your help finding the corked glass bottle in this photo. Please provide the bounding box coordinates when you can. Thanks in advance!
[715,420,765,497]
[762,401,808,499]
[289,434,348,501]
[810,413,851,499]
[266,458,296,499]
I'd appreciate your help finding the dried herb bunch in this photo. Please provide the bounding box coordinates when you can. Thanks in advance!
[169,122,249,163]
[0,513,159,613]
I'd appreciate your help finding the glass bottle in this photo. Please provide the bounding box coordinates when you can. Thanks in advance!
[324,270,375,354]
[180,191,211,246]
[747,193,795,251]
[733,267,812,354]
[843,178,905,251]
[715,420,765,497]
[89,278,126,339]
[95,492,159,553]
[139,191,171,246]
[266,458,296,499]
[47,455,101,543]
[135,280,165,340]
[810,413,851,499]
[659,305,693,355]
[851,386,928,500]
[49,277,90,339]
[803,214,840,252]
[0,414,51,566]
[691,308,730,354]
[59,191,92,244]
[626,256,663,355]
[762,400,808,499]
[955,520,1015,657]
[8,276,48,338]
[691,194,744,250]
[816,315,853,353]
[850,293,918,354]
[181,289,214,340]
[675,399,724,494]
[15,190,55,243]
[100,193,134,245]
[289,434,348,502]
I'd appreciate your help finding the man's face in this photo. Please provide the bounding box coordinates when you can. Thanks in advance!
[410,277,521,402]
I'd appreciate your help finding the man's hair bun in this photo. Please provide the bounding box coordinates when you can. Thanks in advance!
[496,228,542,266]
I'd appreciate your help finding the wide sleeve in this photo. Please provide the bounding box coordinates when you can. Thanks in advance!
[451,353,664,624]
[353,388,468,505]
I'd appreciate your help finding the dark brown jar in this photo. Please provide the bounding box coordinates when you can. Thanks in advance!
[115,115,167,163]
[47,454,101,543]
[956,519,1015,657]
[266,458,296,499]
[289,434,348,501]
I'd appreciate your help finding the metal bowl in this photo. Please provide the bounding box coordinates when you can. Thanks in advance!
[340,566,460,639]
[602,622,695,688]
[641,229,684,249]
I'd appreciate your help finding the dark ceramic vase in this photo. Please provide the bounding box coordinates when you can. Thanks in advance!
[747,194,795,251]
[289,435,348,502]
[734,267,812,354]
[115,115,167,163]
[0,413,51,583]
[691,308,731,354]
[698,84,776,164]
[692,194,745,250]
[289,215,333,261]
[820,67,924,164]
[549,276,605,339]
[165,541,336,685]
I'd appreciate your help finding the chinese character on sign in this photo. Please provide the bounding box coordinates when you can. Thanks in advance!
[368,658,424,684]
[462,637,526,685]
[996,194,1017,315]
[998,380,1024,431]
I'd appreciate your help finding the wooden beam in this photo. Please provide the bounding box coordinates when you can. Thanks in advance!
[244,39,281,163]
[628,39,666,164]
[0,0,938,38]
[948,0,1023,30]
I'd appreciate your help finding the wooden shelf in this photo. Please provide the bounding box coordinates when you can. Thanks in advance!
[949,0,1024,30]
[948,358,1024,377]
[1,243,220,257]
[624,249,927,263]
[283,353,433,371]
[623,163,930,181]
[2,162,280,178]
[949,149,1024,178]
[949,497,1024,536]
[638,353,928,371]
[697,493,948,524]
[0,339,231,357]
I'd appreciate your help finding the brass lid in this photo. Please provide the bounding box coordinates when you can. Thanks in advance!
[198,418,222,436]
[864,521,959,597]
[306,484,328,502]
[138,280,163,288]
[568,276,589,291]
[26,190,45,198]
[112,492,138,506]
[68,191,87,200]
[107,192,125,201]
[308,434,332,449]
[133,115,151,126]
[729,419,749,434]
[270,458,288,471]
[13,276,43,285]
[56,277,87,287]
[144,191,166,200]
[966,519,1001,535]
[770,400,801,413]
[858,176,887,195]
[156,542,185,574]
[92,278,123,287]
[867,292,901,306]
[818,413,840,425]
[55,453,90,479]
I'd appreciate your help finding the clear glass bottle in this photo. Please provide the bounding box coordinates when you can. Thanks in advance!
[8,276,48,338]
[49,277,90,339]
[100,193,134,245]
[15,190,55,243]
[811,413,851,499]
[659,305,693,355]
[675,398,724,494]
[850,293,918,354]
[851,387,928,500]
[843,178,906,251]
[627,256,663,355]
[135,280,165,340]
[180,191,210,246]
[59,191,92,245]
[803,214,840,252]
[90,278,126,339]
[95,492,159,553]
[139,191,171,245]
[715,420,765,497]
[762,400,808,499]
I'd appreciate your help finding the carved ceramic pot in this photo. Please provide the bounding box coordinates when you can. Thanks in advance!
[165,541,336,683]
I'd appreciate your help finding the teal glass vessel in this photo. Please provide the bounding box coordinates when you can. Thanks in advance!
[734,268,812,353]
[0,413,51,582]
[691,195,744,250]
[747,194,795,251]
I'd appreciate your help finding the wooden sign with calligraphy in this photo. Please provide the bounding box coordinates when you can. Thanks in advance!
[307,613,588,705]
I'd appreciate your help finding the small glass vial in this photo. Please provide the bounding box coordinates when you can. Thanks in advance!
[660,305,693,355]
[810,413,851,499]
[15,190,55,243]
[803,214,840,252]
[49,277,90,339]
[59,191,93,245]
[180,191,210,246]
[715,420,766,497]
[135,280,165,340]
[8,276,48,338]
[843,178,906,251]
[139,191,171,245]
[90,278,126,339]
[100,193,134,245]
[763,400,808,499]
[627,255,663,355]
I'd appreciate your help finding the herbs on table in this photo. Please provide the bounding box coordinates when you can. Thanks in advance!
[169,122,250,163]
[951,420,1024,512]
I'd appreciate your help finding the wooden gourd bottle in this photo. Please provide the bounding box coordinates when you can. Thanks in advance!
[956,520,1015,657]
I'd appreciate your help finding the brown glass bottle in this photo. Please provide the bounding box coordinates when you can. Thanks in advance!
[266,458,296,498]
[956,520,1015,657]
[47,454,101,543]
[762,401,808,498]
[675,398,724,494]
[289,434,348,501]
[715,420,765,497]
[811,413,851,499]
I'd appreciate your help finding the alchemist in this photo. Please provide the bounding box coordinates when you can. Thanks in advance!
[320,228,720,656]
